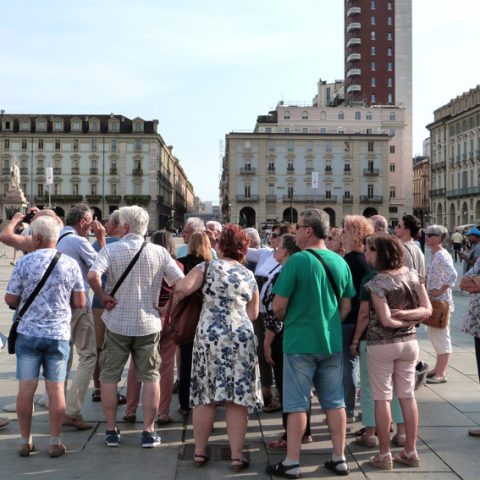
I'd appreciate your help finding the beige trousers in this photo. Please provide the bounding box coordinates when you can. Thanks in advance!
[66,307,97,417]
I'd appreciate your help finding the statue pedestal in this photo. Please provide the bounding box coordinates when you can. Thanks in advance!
[3,184,27,220]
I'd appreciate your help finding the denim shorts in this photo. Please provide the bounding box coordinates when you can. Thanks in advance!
[16,333,70,382]
[283,352,345,412]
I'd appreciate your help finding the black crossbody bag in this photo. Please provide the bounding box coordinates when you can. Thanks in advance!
[109,242,147,297]
[8,252,62,354]
[305,249,340,305]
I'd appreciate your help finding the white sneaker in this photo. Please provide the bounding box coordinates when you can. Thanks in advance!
[3,402,34,413]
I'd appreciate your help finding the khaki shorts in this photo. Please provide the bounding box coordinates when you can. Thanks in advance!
[100,330,161,383]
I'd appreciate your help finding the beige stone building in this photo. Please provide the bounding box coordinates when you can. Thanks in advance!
[427,85,480,231]
[0,112,194,231]
[412,154,429,225]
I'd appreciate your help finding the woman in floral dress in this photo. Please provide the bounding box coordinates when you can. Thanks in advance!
[424,225,458,384]
[174,224,262,471]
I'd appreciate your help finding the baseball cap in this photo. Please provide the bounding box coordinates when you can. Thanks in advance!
[466,227,480,237]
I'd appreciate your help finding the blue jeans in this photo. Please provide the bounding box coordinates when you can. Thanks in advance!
[342,323,359,418]
[16,333,70,382]
[283,352,345,412]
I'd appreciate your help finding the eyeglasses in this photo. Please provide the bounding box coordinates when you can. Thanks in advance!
[427,233,440,238]
[296,224,310,230]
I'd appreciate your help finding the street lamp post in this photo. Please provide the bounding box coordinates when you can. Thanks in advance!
[288,189,294,224]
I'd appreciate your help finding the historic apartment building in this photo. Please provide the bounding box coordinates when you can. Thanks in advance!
[221,0,412,227]
[0,112,194,231]
[412,154,429,226]
[427,85,480,231]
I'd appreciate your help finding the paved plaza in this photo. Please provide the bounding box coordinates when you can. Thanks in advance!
[1,244,480,479]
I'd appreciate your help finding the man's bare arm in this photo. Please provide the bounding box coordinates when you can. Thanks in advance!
[0,212,34,252]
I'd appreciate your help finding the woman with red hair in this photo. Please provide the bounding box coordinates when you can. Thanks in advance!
[174,224,262,471]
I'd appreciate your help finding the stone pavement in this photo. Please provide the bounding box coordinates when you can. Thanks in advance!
[0,244,480,479]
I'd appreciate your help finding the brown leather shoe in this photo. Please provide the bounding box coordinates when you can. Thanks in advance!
[62,415,92,430]
[48,443,66,458]
[18,443,35,457]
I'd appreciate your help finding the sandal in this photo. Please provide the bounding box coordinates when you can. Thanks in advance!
[193,453,208,468]
[325,458,349,476]
[156,414,173,426]
[267,438,287,450]
[117,394,127,405]
[355,432,377,448]
[231,458,250,472]
[302,434,313,444]
[368,452,393,470]
[91,389,101,402]
[266,461,300,479]
[264,398,282,413]
[392,433,406,447]
[394,450,420,467]
[122,413,136,423]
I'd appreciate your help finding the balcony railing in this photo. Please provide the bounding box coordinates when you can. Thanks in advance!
[20,167,28,175]
[325,166,333,174]
[36,167,45,175]
[53,167,62,175]
[105,195,122,203]
[282,195,337,203]
[110,167,118,175]
[90,168,98,175]
[236,195,259,202]
[346,37,361,48]
[286,167,295,173]
[346,53,361,63]
[86,195,102,204]
[347,22,361,32]
[266,195,277,203]
[360,195,383,203]
[347,68,361,77]
[346,6,361,17]
[429,188,446,197]
[347,84,361,93]
[343,197,353,203]
[124,195,151,205]
[2,168,10,175]
[71,167,80,175]
[363,168,379,176]
[132,168,143,176]
[446,186,480,199]
[239,167,256,175]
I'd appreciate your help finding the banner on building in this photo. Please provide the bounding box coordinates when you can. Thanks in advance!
[46,167,53,185]
[311,171,318,189]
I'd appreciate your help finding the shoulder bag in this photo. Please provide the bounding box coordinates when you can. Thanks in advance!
[109,242,147,297]
[423,300,450,329]
[165,262,209,345]
[305,249,340,305]
[8,252,62,354]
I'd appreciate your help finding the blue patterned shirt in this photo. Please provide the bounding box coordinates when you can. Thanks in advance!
[6,248,84,341]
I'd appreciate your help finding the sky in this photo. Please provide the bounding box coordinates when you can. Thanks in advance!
[1,0,479,203]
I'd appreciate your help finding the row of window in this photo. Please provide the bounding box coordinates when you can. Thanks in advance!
[264,140,391,152]
[2,138,143,153]
[283,110,396,121]
[5,182,128,197]
[242,185,384,199]
[370,77,394,88]
[370,61,394,72]
[2,119,144,133]
[448,114,480,136]
[369,46,393,56]
[370,1,393,10]
[3,158,142,171]
[369,16,393,26]
[370,31,393,41]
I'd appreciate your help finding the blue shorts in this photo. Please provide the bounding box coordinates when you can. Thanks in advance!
[283,352,345,412]
[16,333,70,382]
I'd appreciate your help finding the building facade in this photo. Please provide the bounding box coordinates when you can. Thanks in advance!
[428,85,480,231]
[412,154,429,225]
[0,112,194,231]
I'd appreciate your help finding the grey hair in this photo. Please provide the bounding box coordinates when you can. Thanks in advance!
[119,206,149,236]
[185,217,205,232]
[65,203,91,226]
[300,209,330,239]
[369,214,388,232]
[30,216,60,243]
[109,210,121,226]
[151,230,176,258]
[206,220,222,233]
[244,227,260,248]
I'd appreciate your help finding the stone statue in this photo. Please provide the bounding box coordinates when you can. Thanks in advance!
[10,159,20,188]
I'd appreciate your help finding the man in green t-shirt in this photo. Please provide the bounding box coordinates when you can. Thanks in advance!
[266,209,355,479]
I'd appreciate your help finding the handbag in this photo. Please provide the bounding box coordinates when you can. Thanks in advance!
[8,252,62,354]
[423,300,450,329]
[165,262,209,345]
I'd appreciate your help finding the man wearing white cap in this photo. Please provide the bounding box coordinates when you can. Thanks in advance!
[459,227,480,273]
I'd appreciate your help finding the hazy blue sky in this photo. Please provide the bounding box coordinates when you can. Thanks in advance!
[1,0,478,203]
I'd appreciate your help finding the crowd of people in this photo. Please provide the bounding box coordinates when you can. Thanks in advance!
[1,204,480,477]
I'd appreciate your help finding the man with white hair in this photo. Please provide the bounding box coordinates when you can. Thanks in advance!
[206,220,222,249]
[368,214,389,233]
[5,216,86,458]
[88,206,184,449]
[176,217,205,258]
